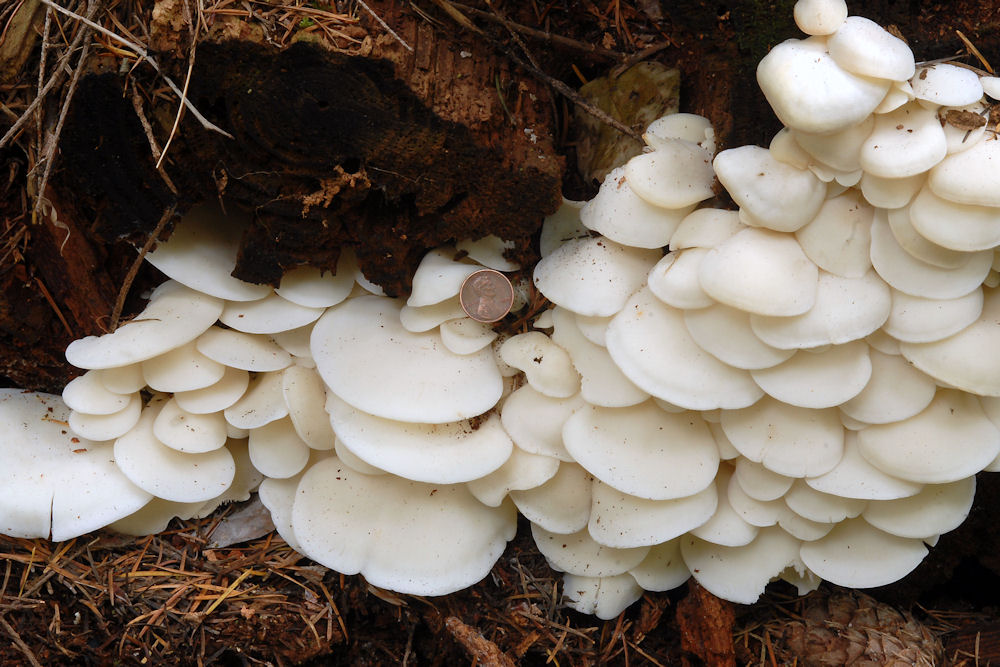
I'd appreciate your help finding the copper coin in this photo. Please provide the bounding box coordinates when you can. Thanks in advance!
[460,269,514,323]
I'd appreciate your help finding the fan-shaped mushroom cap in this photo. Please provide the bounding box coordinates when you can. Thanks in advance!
[275,261,354,309]
[499,332,580,398]
[531,523,649,577]
[98,364,147,395]
[439,318,497,355]
[108,497,212,536]
[928,129,1000,206]
[870,212,993,299]
[699,228,819,316]
[727,475,786,526]
[669,209,745,250]
[691,466,760,547]
[784,480,867,523]
[909,186,1000,252]
[142,340,225,393]
[281,365,335,450]
[899,290,1000,395]
[794,116,873,173]
[68,393,142,441]
[312,296,503,423]
[399,297,466,333]
[644,113,716,154]
[911,64,984,107]
[220,292,325,335]
[860,102,947,178]
[628,539,691,592]
[0,390,152,541]
[152,397,227,453]
[196,328,291,372]
[562,573,645,620]
[750,270,890,349]
[792,0,847,35]
[863,477,975,539]
[779,511,834,541]
[794,191,874,278]
[62,370,133,414]
[683,304,794,370]
[750,341,872,409]
[456,236,520,272]
[588,480,718,549]
[827,16,914,80]
[510,463,592,534]
[224,370,288,430]
[858,171,925,209]
[466,447,560,507]
[857,390,1000,483]
[144,203,272,302]
[839,349,936,423]
[580,166,694,249]
[326,392,513,484]
[806,431,922,500]
[883,286,983,343]
[885,205,967,269]
[606,287,764,410]
[533,236,661,317]
[500,385,582,461]
[623,139,716,209]
[756,37,890,135]
[66,281,223,370]
[799,518,927,588]
[983,76,1000,99]
[247,417,311,479]
[681,526,802,605]
[550,307,648,407]
[258,472,305,552]
[115,400,236,503]
[647,250,715,310]
[563,402,719,500]
[733,459,795,501]
[292,457,516,596]
[173,366,249,415]
[721,397,844,477]
[406,248,479,307]
[941,104,989,154]
[539,199,588,258]
[573,313,613,347]
[714,146,826,232]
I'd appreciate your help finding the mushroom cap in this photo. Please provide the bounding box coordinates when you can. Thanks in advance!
[66,281,223,370]
[792,0,847,35]
[562,573,645,620]
[911,64,984,107]
[683,303,795,370]
[275,260,355,309]
[311,296,503,423]
[750,270,890,349]
[721,397,845,478]
[533,236,661,317]
[793,116,873,173]
[406,248,479,307]
[826,16,914,81]
[793,190,874,278]
[699,228,819,316]
[606,287,764,410]
[857,390,1000,483]
[247,417,311,479]
[622,139,715,209]
[909,186,1000,252]
[862,476,975,539]
[510,462,592,534]
[899,289,1000,395]
[196,328,291,372]
[281,365,336,450]
[219,292,325,335]
[750,342,872,409]
[859,102,947,178]
[839,348,936,424]
[62,370,133,415]
[733,458,795,502]
[67,393,142,442]
[326,392,513,484]
[97,364,147,395]
[799,518,928,588]
[644,113,716,154]
[466,446,560,507]
[144,203,272,302]
[681,526,802,605]
[628,539,691,592]
[885,205,969,269]
[152,397,228,453]
[531,523,649,577]
[647,250,716,310]
[0,390,152,541]
[588,480,719,548]
[142,340,226,393]
[114,400,236,503]
[928,127,1000,206]
[580,166,693,249]
[455,235,520,271]
[539,199,588,258]
[727,474,787,527]
[399,297,467,333]
[691,466,761,547]
[439,318,498,355]
[173,366,249,415]
[858,171,925,209]
[499,332,580,398]
[883,286,984,343]
[783,480,867,523]
[500,385,582,461]
[669,208,745,250]
[291,457,516,596]
[562,402,719,500]
[756,36,890,134]
[806,431,922,500]
[223,370,289,430]
[713,146,826,232]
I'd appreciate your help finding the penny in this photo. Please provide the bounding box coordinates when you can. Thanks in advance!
[460,269,514,323]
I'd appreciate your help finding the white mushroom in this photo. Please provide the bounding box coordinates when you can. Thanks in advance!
[499,332,580,398]
[562,573,644,620]
[799,518,928,588]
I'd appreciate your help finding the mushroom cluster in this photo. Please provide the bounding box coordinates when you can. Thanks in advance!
[2,0,1000,619]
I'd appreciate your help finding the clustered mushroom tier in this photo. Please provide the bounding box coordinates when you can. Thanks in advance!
[3,0,1000,619]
